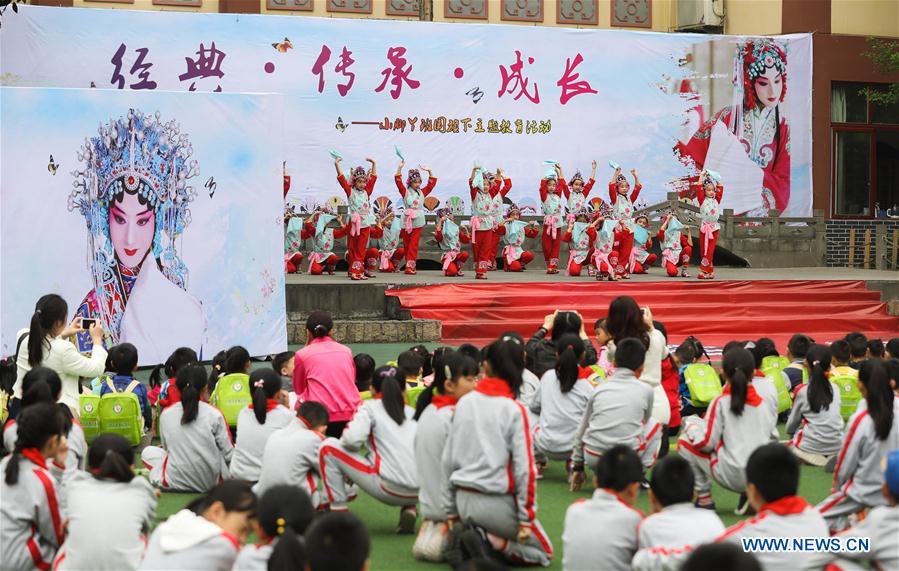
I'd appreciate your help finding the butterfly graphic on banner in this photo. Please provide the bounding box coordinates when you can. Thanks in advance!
[335,117,347,133]
[272,38,293,53]
[47,155,59,175]
[205,176,217,198]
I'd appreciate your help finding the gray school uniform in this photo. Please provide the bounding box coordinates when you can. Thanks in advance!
[253,417,324,507]
[807,504,899,571]
[139,509,240,571]
[54,474,157,571]
[414,400,455,521]
[818,399,899,531]
[563,488,643,571]
[786,384,844,455]
[4,419,87,501]
[0,454,65,571]
[636,502,724,550]
[232,541,274,571]
[141,402,234,492]
[570,368,660,469]
[531,372,594,460]
[229,405,294,482]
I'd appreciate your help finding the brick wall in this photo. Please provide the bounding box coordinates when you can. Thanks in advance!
[826,219,899,268]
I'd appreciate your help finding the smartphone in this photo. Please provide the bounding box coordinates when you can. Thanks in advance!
[81,318,96,329]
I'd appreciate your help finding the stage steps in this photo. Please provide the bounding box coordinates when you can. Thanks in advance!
[386,280,899,350]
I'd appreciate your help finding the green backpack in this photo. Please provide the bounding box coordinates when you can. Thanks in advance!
[405,385,426,407]
[830,374,862,422]
[767,371,794,413]
[683,363,723,407]
[210,373,252,426]
[99,379,143,446]
[761,355,790,377]
[78,393,101,444]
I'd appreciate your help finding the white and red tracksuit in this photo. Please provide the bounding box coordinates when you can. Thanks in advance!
[531,368,596,462]
[632,496,829,571]
[254,416,326,508]
[487,178,513,270]
[229,401,294,482]
[694,182,723,276]
[563,488,643,571]
[0,450,65,571]
[564,178,595,224]
[806,503,899,571]
[435,225,471,277]
[396,174,437,274]
[817,398,899,532]
[337,172,377,278]
[443,378,553,567]
[138,509,240,571]
[658,228,692,278]
[636,502,724,552]
[564,223,596,276]
[305,220,349,276]
[785,383,844,457]
[470,182,501,277]
[540,178,568,272]
[677,384,777,498]
[609,180,642,276]
[495,222,540,272]
[319,399,418,510]
[366,221,405,273]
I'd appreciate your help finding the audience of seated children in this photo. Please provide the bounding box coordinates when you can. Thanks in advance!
[139,481,256,571]
[254,401,329,506]
[229,369,294,482]
[233,485,314,571]
[562,445,645,571]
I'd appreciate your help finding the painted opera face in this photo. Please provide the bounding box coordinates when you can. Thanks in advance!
[108,186,156,269]
[753,66,784,110]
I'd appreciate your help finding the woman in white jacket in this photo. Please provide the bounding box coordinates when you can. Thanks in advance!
[14,294,107,414]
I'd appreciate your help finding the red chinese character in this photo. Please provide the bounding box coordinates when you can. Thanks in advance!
[311,45,332,94]
[498,50,539,104]
[557,53,597,105]
[375,47,420,100]
[334,47,356,97]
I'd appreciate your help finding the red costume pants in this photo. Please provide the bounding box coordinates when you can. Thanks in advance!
[346,227,371,278]
[614,230,634,276]
[487,232,500,270]
[365,247,405,273]
[474,230,494,275]
[666,247,693,277]
[505,251,535,272]
[593,252,619,275]
[633,254,658,274]
[700,231,718,274]
[310,254,339,275]
[403,227,422,272]
[285,252,304,274]
[444,251,469,277]
[541,226,563,270]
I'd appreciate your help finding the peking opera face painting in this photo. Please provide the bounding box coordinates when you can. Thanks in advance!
[68,109,206,364]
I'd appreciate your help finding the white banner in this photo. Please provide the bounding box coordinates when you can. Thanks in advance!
[0,6,812,219]
[0,87,287,364]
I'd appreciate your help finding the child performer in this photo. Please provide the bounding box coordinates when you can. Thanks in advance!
[591,218,621,282]
[434,209,471,277]
[631,216,658,274]
[306,210,348,277]
[366,210,405,274]
[469,166,501,279]
[495,205,541,272]
[695,169,724,279]
[395,161,437,275]
[284,211,310,274]
[486,168,513,271]
[608,165,642,278]
[658,214,692,278]
[565,161,597,224]
[563,210,599,277]
[334,156,377,280]
[540,163,568,274]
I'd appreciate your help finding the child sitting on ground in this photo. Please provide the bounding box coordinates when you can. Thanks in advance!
[272,351,298,410]
[99,343,152,432]
[784,334,812,390]
[353,353,376,398]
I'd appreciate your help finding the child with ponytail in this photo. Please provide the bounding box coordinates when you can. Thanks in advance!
[141,365,234,492]
[147,347,198,409]
[818,359,899,532]
[678,347,778,510]
[319,366,419,533]
[444,337,554,567]
[0,402,69,571]
[234,485,314,571]
[412,351,478,562]
[786,345,844,466]
[531,334,595,479]
[53,434,157,571]
[230,370,293,482]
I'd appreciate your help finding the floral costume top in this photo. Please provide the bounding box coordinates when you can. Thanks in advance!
[631,224,653,264]
[540,178,568,235]
[495,221,539,263]
[565,222,595,266]
[565,178,595,223]
[75,263,138,352]
[337,173,377,232]
[396,175,437,231]
[608,182,642,231]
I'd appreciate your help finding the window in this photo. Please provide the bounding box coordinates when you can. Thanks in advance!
[832,83,899,218]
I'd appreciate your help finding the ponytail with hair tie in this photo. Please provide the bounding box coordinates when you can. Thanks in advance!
[806,345,834,413]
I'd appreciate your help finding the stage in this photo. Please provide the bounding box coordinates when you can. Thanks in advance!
[285,267,899,350]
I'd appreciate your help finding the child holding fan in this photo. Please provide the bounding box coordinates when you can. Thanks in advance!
[495,205,541,272]
[565,161,597,224]
[486,168,513,271]
[334,155,377,280]
[591,218,621,281]
[395,159,437,275]
[631,216,658,274]
[469,166,501,279]
[540,162,568,274]
[564,210,600,277]
[695,169,724,279]
[435,209,471,277]
[306,209,348,276]
[367,210,405,274]
[608,163,642,279]
[659,214,692,278]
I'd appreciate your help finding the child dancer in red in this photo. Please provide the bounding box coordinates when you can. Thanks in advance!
[435,209,471,277]
[366,210,405,273]
[658,214,693,278]
[540,163,568,274]
[631,215,658,274]
[592,218,620,281]
[608,165,642,279]
[284,213,311,274]
[306,211,348,275]
[487,168,512,271]
[334,157,377,280]
[565,161,597,225]
[470,167,501,279]
[495,205,540,272]
[694,170,723,279]
[395,161,437,275]
[564,210,600,277]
